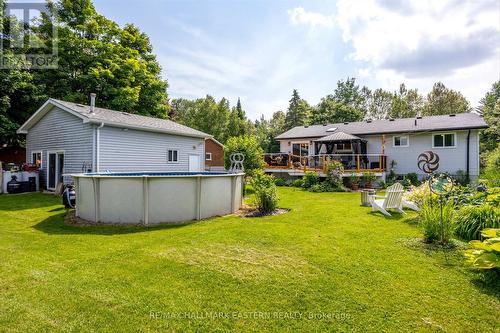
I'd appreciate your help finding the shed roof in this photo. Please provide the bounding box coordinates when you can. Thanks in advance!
[18,98,211,139]
[275,113,488,140]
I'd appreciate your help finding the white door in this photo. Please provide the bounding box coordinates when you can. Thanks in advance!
[188,155,201,172]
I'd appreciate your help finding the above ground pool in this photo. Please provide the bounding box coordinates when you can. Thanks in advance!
[71,171,245,225]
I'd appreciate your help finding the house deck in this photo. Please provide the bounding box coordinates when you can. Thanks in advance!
[263,153,387,177]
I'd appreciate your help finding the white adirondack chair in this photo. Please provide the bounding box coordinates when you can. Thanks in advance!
[370,183,405,216]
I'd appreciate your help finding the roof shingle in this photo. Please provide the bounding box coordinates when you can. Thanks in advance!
[52,99,210,138]
[275,113,488,140]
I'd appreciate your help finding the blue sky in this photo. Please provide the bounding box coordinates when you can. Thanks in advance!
[93,0,500,120]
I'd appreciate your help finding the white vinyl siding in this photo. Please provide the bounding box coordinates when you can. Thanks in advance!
[98,126,204,172]
[363,130,479,178]
[26,106,93,186]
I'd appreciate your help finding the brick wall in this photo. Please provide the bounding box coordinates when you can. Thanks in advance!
[205,138,224,169]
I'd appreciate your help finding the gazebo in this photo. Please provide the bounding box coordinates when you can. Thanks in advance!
[314,131,369,170]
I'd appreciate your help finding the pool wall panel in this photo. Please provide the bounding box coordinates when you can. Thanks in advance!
[73,173,244,225]
[148,177,197,224]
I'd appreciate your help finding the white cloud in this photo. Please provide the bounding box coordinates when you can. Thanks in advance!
[288,7,335,28]
[336,0,500,104]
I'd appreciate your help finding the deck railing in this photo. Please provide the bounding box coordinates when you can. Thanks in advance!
[263,153,387,173]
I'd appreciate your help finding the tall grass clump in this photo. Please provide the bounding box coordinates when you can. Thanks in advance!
[419,199,455,244]
[455,205,500,241]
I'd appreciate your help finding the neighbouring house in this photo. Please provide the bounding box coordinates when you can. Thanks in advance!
[266,113,488,181]
[17,97,212,190]
[204,138,225,171]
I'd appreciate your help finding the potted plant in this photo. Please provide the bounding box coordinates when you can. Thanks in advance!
[349,175,360,191]
[362,172,377,189]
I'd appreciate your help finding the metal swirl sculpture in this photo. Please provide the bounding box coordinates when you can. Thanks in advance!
[417,151,440,174]
[229,152,245,173]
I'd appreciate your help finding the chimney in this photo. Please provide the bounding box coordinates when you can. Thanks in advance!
[90,93,96,114]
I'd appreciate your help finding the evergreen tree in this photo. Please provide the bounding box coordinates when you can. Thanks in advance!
[284,89,310,130]
[235,97,244,119]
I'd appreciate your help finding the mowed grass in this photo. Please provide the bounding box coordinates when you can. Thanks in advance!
[0,188,498,332]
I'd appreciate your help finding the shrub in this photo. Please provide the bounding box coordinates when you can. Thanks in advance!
[419,199,455,244]
[250,171,278,214]
[274,178,286,186]
[484,145,500,186]
[224,136,264,176]
[292,178,304,188]
[305,161,347,193]
[302,171,319,189]
[453,170,469,186]
[309,183,323,192]
[361,172,377,188]
[348,175,359,185]
[464,228,500,270]
[285,179,295,187]
[486,187,500,206]
[386,160,397,186]
[449,185,487,206]
[377,180,387,189]
[325,161,346,191]
[454,205,500,241]
[404,183,436,207]
[405,172,420,186]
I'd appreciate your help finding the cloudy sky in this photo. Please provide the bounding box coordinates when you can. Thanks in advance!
[93,0,500,120]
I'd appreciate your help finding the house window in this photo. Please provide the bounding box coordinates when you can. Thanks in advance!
[433,133,455,148]
[334,143,352,152]
[205,153,212,161]
[393,136,409,147]
[167,149,178,163]
[31,151,42,167]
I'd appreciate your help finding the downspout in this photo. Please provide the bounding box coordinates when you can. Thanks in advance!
[92,126,96,172]
[96,123,104,172]
[466,129,471,183]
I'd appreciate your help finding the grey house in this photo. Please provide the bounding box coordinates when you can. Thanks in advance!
[17,97,211,190]
[265,113,488,180]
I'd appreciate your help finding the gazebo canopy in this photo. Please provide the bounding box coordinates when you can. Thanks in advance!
[315,131,365,142]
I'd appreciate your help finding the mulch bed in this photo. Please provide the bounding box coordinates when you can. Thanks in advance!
[237,204,290,218]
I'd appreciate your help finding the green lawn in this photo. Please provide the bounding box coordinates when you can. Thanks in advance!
[0,188,498,332]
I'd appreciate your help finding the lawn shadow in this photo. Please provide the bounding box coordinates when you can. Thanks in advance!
[368,211,407,221]
[33,211,194,236]
[470,271,500,301]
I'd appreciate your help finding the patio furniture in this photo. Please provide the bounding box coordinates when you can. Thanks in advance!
[361,189,375,206]
[370,183,405,216]
[402,200,420,211]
